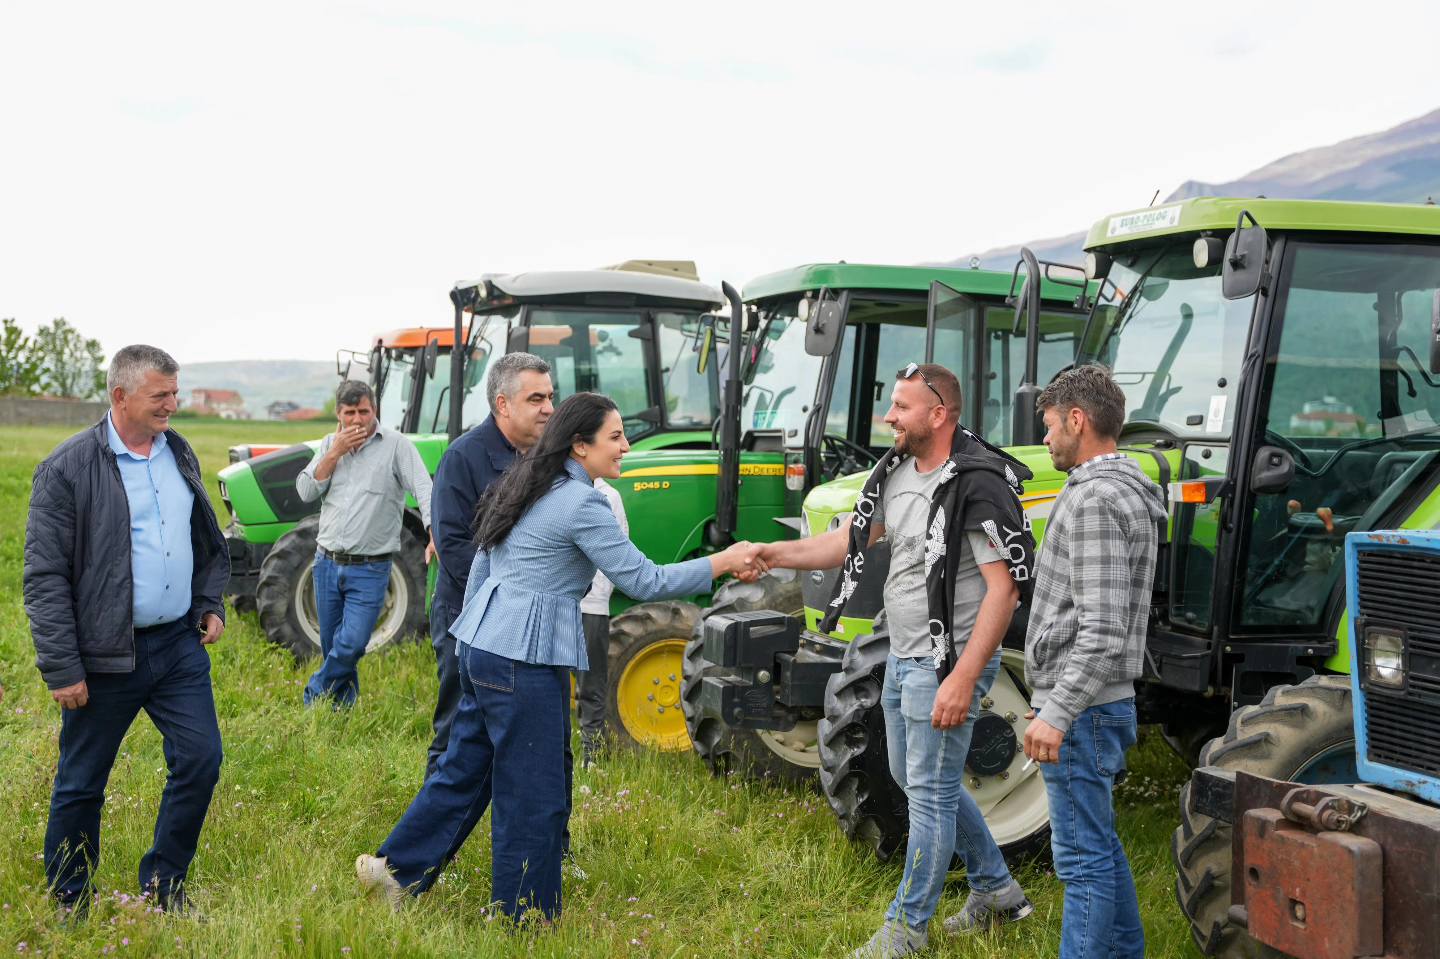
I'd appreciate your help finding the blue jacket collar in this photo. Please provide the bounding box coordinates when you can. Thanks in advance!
[479,416,518,471]
[562,456,592,483]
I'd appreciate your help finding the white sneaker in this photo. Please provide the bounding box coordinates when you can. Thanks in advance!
[355,854,407,911]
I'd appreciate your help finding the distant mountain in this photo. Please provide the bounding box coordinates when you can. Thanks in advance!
[181,360,337,417]
[950,107,1440,272]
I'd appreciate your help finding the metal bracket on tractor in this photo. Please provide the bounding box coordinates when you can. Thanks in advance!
[1191,766,1440,959]
[699,610,839,730]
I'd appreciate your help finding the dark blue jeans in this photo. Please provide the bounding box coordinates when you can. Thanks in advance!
[378,644,570,921]
[425,596,462,779]
[1040,698,1144,959]
[45,619,223,904]
[304,554,391,706]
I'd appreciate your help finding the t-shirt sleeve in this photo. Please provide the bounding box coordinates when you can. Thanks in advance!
[967,529,1003,566]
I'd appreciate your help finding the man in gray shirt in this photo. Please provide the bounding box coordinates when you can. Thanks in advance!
[759,363,1032,958]
[297,380,433,706]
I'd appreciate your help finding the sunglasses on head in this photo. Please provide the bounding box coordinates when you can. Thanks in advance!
[899,362,945,406]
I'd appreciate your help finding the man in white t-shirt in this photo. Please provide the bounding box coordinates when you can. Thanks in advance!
[577,477,627,765]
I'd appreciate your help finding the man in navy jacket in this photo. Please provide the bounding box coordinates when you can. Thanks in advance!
[24,344,228,915]
[425,352,554,776]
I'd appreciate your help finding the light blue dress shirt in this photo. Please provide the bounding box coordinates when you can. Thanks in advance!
[452,457,713,670]
[106,413,195,628]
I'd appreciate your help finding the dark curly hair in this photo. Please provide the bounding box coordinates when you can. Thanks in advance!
[473,392,618,550]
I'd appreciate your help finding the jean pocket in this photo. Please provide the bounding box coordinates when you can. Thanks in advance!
[1092,705,1137,778]
[467,648,516,693]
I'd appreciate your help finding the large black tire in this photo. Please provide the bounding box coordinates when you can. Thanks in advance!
[1173,675,1355,958]
[606,601,702,751]
[681,571,814,784]
[255,515,428,661]
[817,630,1051,866]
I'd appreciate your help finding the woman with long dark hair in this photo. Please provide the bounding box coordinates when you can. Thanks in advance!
[355,392,761,922]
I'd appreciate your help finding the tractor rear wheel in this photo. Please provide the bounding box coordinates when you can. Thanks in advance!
[1173,675,1355,958]
[818,630,1051,866]
[606,601,701,751]
[255,515,428,661]
[681,571,814,784]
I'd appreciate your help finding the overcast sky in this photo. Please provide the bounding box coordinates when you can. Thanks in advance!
[3,0,1437,364]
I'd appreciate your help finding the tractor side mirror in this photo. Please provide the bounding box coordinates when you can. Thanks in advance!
[1251,445,1296,494]
[423,338,440,379]
[1430,291,1440,375]
[803,293,844,357]
[1222,211,1269,300]
[694,314,717,374]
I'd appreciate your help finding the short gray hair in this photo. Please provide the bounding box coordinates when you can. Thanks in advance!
[107,344,179,395]
[336,379,375,409]
[487,352,551,409]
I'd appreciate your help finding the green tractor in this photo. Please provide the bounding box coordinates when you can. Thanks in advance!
[599,260,1093,753]
[217,263,727,659]
[673,257,1091,790]
[687,196,1440,878]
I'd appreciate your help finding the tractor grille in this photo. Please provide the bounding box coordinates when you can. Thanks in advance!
[1355,549,1440,778]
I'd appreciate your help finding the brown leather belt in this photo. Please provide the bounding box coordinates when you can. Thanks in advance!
[318,546,393,566]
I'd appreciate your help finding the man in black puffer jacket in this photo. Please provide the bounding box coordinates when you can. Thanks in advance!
[24,344,228,917]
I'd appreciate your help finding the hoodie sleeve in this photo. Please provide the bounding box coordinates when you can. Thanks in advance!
[1035,489,1133,733]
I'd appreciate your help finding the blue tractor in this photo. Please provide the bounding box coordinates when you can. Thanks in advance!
[1188,528,1440,958]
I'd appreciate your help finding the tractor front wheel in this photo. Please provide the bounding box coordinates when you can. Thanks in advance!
[1173,675,1355,958]
[606,601,701,751]
[255,515,428,661]
[818,630,1051,866]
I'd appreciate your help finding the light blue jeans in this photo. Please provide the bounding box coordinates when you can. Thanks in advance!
[303,554,391,706]
[1041,698,1144,959]
[881,651,1012,930]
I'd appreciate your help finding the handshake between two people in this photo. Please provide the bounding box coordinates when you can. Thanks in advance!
[709,541,795,583]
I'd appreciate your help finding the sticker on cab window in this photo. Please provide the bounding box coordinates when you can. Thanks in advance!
[1206,395,1227,433]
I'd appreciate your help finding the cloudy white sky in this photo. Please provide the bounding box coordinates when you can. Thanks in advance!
[3,1,1438,364]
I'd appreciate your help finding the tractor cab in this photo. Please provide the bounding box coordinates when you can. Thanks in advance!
[738,261,1091,514]
[446,260,723,450]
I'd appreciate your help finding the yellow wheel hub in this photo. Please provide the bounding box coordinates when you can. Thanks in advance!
[616,638,691,751]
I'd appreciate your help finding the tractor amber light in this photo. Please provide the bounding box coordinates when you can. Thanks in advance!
[785,462,806,492]
[1170,481,1211,504]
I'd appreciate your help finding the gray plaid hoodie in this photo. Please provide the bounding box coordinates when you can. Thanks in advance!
[1025,454,1166,733]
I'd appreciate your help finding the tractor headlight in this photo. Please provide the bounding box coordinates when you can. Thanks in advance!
[1363,626,1407,689]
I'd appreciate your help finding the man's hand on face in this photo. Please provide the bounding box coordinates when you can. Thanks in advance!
[1023,710,1065,764]
[200,612,225,646]
[52,680,89,710]
[931,672,974,729]
[333,423,368,455]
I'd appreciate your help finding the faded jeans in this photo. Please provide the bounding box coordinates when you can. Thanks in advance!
[1040,698,1144,959]
[881,650,1012,931]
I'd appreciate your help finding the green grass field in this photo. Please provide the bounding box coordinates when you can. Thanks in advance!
[0,420,1196,957]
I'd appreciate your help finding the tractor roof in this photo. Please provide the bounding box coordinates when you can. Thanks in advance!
[741,262,1086,305]
[1085,196,1440,254]
[454,269,722,312]
[371,327,468,350]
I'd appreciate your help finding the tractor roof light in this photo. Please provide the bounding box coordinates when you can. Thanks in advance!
[1084,251,1112,281]
[1193,235,1226,270]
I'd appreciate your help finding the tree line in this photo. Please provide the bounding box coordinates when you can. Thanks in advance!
[0,318,106,400]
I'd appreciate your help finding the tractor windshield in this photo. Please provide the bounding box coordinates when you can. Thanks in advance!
[374,348,419,432]
[1079,244,1253,437]
[743,300,824,440]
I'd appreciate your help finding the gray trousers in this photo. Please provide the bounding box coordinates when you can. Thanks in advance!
[577,613,610,744]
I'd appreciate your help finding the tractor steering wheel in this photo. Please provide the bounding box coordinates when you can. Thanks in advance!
[820,434,880,480]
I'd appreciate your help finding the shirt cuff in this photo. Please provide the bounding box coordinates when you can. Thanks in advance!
[1037,700,1076,735]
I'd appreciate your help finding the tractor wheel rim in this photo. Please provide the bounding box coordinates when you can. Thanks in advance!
[963,649,1051,848]
[757,721,821,768]
[617,638,691,752]
[294,559,410,656]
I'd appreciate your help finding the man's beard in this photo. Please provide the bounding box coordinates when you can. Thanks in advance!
[895,421,932,457]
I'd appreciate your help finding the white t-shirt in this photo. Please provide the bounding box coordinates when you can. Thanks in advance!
[872,460,1004,660]
[580,478,628,615]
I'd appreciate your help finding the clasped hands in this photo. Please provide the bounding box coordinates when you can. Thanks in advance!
[714,541,772,582]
